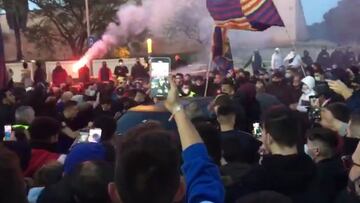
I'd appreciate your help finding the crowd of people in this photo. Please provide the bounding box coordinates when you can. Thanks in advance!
[1,47,360,203]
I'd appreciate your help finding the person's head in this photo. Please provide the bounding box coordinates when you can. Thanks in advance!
[175,54,181,61]
[93,116,117,143]
[321,46,327,52]
[63,100,79,119]
[22,62,28,69]
[274,48,280,54]
[320,102,350,133]
[348,112,360,139]
[0,145,27,203]
[271,71,283,83]
[255,79,266,93]
[304,50,310,57]
[305,128,339,163]
[56,62,61,67]
[29,117,61,144]
[262,106,300,154]
[221,78,236,96]
[184,74,191,82]
[314,69,325,82]
[194,76,204,86]
[215,95,236,130]
[15,106,35,124]
[61,91,74,103]
[237,191,292,203]
[100,97,112,112]
[214,73,223,84]
[292,74,302,88]
[70,160,114,203]
[0,88,15,105]
[119,59,123,65]
[34,161,63,187]
[194,122,222,165]
[175,73,184,86]
[108,125,183,203]
[301,76,315,94]
[102,61,107,67]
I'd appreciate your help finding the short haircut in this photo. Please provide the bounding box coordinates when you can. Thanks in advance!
[63,100,78,110]
[119,59,123,63]
[15,106,34,123]
[29,117,61,142]
[262,106,300,147]
[69,161,114,203]
[115,126,180,203]
[237,191,292,203]
[306,127,338,157]
[214,94,236,116]
[34,161,64,187]
[325,102,350,123]
[175,73,184,78]
[194,122,222,165]
[93,116,117,142]
[23,62,28,69]
[221,78,236,89]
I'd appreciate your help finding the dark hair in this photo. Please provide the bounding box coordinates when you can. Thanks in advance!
[93,116,116,142]
[23,62,28,69]
[175,73,184,78]
[0,88,10,102]
[63,100,78,110]
[221,78,236,89]
[100,96,112,105]
[119,59,123,63]
[0,145,28,203]
[325,102,350,123]
[34,161,64,187]
[194,122,221,165]
[69,161,114,203]
[307,127,338,150]
[115,127,180,203]
[29,117,61,142]
[262,106,299,147]
[237,191,292,203]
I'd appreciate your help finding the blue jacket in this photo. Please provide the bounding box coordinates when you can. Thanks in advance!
[346,91,360,112]
[182,143,224,203]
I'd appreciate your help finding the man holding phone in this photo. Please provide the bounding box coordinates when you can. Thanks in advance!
[0,89,16,139]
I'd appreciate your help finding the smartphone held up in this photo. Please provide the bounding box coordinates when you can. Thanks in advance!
[149,57,171,98]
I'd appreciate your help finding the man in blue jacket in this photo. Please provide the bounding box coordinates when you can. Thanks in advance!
[108,77,224,203]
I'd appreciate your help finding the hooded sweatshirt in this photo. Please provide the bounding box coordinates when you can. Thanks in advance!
[297,76,316,112]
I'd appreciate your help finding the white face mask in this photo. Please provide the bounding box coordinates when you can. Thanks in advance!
[314,76,322,81]
[304,144,310,156]
[285,73,292,79]
[302,84,311,94]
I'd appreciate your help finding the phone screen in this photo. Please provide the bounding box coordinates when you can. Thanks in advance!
[77,131,89,143]
[3,125,12,141]
[253,123,262,139]
[88,128,102,143]
[150,57,171,98]
[309,96,319,108]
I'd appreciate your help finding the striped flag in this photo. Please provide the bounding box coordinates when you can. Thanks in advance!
[211,27,234,76]
[207,0,284,31]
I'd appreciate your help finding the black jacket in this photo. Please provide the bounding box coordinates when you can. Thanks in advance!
[226,153,316,203]
[308,157,348,203]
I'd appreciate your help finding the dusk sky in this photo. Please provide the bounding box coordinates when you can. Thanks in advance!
[29,0,342,25]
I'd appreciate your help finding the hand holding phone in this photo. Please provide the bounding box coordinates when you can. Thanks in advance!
[88,128,102,143]
[3,125,12,141]
[253,123,262,139]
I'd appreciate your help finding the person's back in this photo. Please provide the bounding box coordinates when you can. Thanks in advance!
[131,61,147,79]
[317,49,331,68]
[52,64,68,87]
[99,62,111,82]
[78,66,90,83]
[226,106,316,203]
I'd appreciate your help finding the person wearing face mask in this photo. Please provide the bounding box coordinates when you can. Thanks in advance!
[304,128,348,203]
[296,76,316,112]
[226,106,316,203]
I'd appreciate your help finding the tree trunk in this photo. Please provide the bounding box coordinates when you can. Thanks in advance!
[14,26,23,61]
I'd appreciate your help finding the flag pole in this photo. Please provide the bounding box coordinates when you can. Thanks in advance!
[204,25,215,97]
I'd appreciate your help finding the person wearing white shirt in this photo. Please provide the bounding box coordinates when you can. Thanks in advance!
[271,48,283,70]
[284,50,303,69]
[296,76,316,113]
